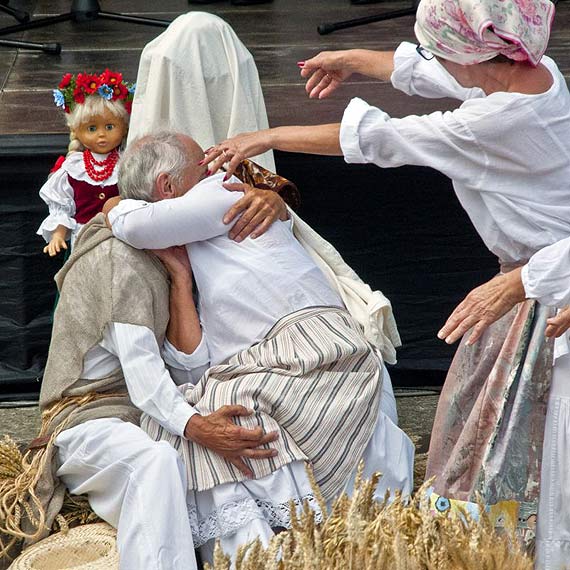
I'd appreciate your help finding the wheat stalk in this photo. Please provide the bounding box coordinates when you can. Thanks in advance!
[206,469,533,570]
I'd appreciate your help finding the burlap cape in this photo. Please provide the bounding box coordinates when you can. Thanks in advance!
[1,214,169,554]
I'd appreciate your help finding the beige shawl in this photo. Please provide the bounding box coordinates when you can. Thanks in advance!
[18,214,170,545]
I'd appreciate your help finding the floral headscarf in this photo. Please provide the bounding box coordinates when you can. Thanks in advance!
[414,0,555,66]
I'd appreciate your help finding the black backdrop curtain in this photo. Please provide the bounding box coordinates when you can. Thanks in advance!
[278,153,498,374]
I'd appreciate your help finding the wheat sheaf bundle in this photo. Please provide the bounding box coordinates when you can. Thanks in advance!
[206,464,533,570]
[0,431,100,562]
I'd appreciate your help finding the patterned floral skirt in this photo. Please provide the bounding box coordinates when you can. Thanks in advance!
[426,299,555,550]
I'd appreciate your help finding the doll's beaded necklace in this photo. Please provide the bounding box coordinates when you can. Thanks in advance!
[83,149,119,182]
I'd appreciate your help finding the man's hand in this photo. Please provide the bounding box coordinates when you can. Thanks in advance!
[150,246,192,281]
[222,182,288,242]
[438,268,526,346]
[546,306,570,338]
[184,405,279,477]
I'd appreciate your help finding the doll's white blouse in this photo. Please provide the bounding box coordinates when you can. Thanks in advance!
[37,151,118,245]
[340,42,570,265]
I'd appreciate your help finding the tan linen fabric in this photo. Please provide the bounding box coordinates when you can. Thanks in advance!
[19,214,170,545]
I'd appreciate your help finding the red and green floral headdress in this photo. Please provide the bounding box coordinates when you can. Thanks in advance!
[52,70,135,114]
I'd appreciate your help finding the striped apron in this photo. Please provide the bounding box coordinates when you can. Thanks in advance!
[142,306,383,500]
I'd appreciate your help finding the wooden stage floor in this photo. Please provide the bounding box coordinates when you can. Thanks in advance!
[2,0,569,137]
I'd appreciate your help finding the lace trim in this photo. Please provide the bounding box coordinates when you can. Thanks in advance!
[187,494,323,547]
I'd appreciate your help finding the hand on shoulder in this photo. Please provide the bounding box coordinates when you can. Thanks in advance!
[102,196,122,229]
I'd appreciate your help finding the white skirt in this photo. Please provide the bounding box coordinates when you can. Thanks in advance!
[187,363,414,546]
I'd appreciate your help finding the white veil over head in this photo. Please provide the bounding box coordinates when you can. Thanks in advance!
[127,11,275,171]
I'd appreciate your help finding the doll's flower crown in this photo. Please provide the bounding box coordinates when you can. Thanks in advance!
[52,70,135,114]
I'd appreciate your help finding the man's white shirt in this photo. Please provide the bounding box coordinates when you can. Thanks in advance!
[81,323,209,436]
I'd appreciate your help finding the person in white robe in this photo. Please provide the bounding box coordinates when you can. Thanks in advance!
[127,11,275,171]
[108,131,414,565]
[46,214,281,570]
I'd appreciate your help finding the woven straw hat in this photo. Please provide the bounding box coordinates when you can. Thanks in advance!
[9,523,119,570]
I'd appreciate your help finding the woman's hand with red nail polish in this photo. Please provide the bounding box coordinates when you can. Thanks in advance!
[202,130,273,180]
[300,51,354,99]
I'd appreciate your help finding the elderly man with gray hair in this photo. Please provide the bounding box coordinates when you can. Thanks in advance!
[108,131,413,564]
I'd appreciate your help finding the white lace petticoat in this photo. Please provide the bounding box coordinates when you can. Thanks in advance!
[185,370,417,548]
[186,460,322,547]
[188,493,322,547]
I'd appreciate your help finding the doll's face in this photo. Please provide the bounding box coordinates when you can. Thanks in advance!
[75,107,128,154]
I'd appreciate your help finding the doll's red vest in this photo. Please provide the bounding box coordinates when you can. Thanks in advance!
[69,175,119,224]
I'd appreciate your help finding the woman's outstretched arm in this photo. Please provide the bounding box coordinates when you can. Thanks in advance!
[204,123,342,179]
[300,50,396,99]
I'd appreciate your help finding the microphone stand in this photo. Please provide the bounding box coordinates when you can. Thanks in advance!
[0,0,171,54]
[318,1,419,35]
[0,1,61,52]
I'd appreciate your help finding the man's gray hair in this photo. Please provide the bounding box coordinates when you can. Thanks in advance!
[118,132,191,201]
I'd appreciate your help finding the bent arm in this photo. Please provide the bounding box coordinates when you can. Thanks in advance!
[162,335,210,386]
[149,247,210,384]
[166,273,202,356]
[110,176,241,250]
[438,269,526,345]
[37,168,77,242]
[523,237,570,307]
[439,238,570,345]
[153,245,204,356]
[110,323,197,437]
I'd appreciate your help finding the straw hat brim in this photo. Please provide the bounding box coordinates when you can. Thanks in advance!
[8,523,119,570]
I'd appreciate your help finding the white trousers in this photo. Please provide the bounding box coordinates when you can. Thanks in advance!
[55,419,289,569]
[536,352,570,569]
[55,418,198,570]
